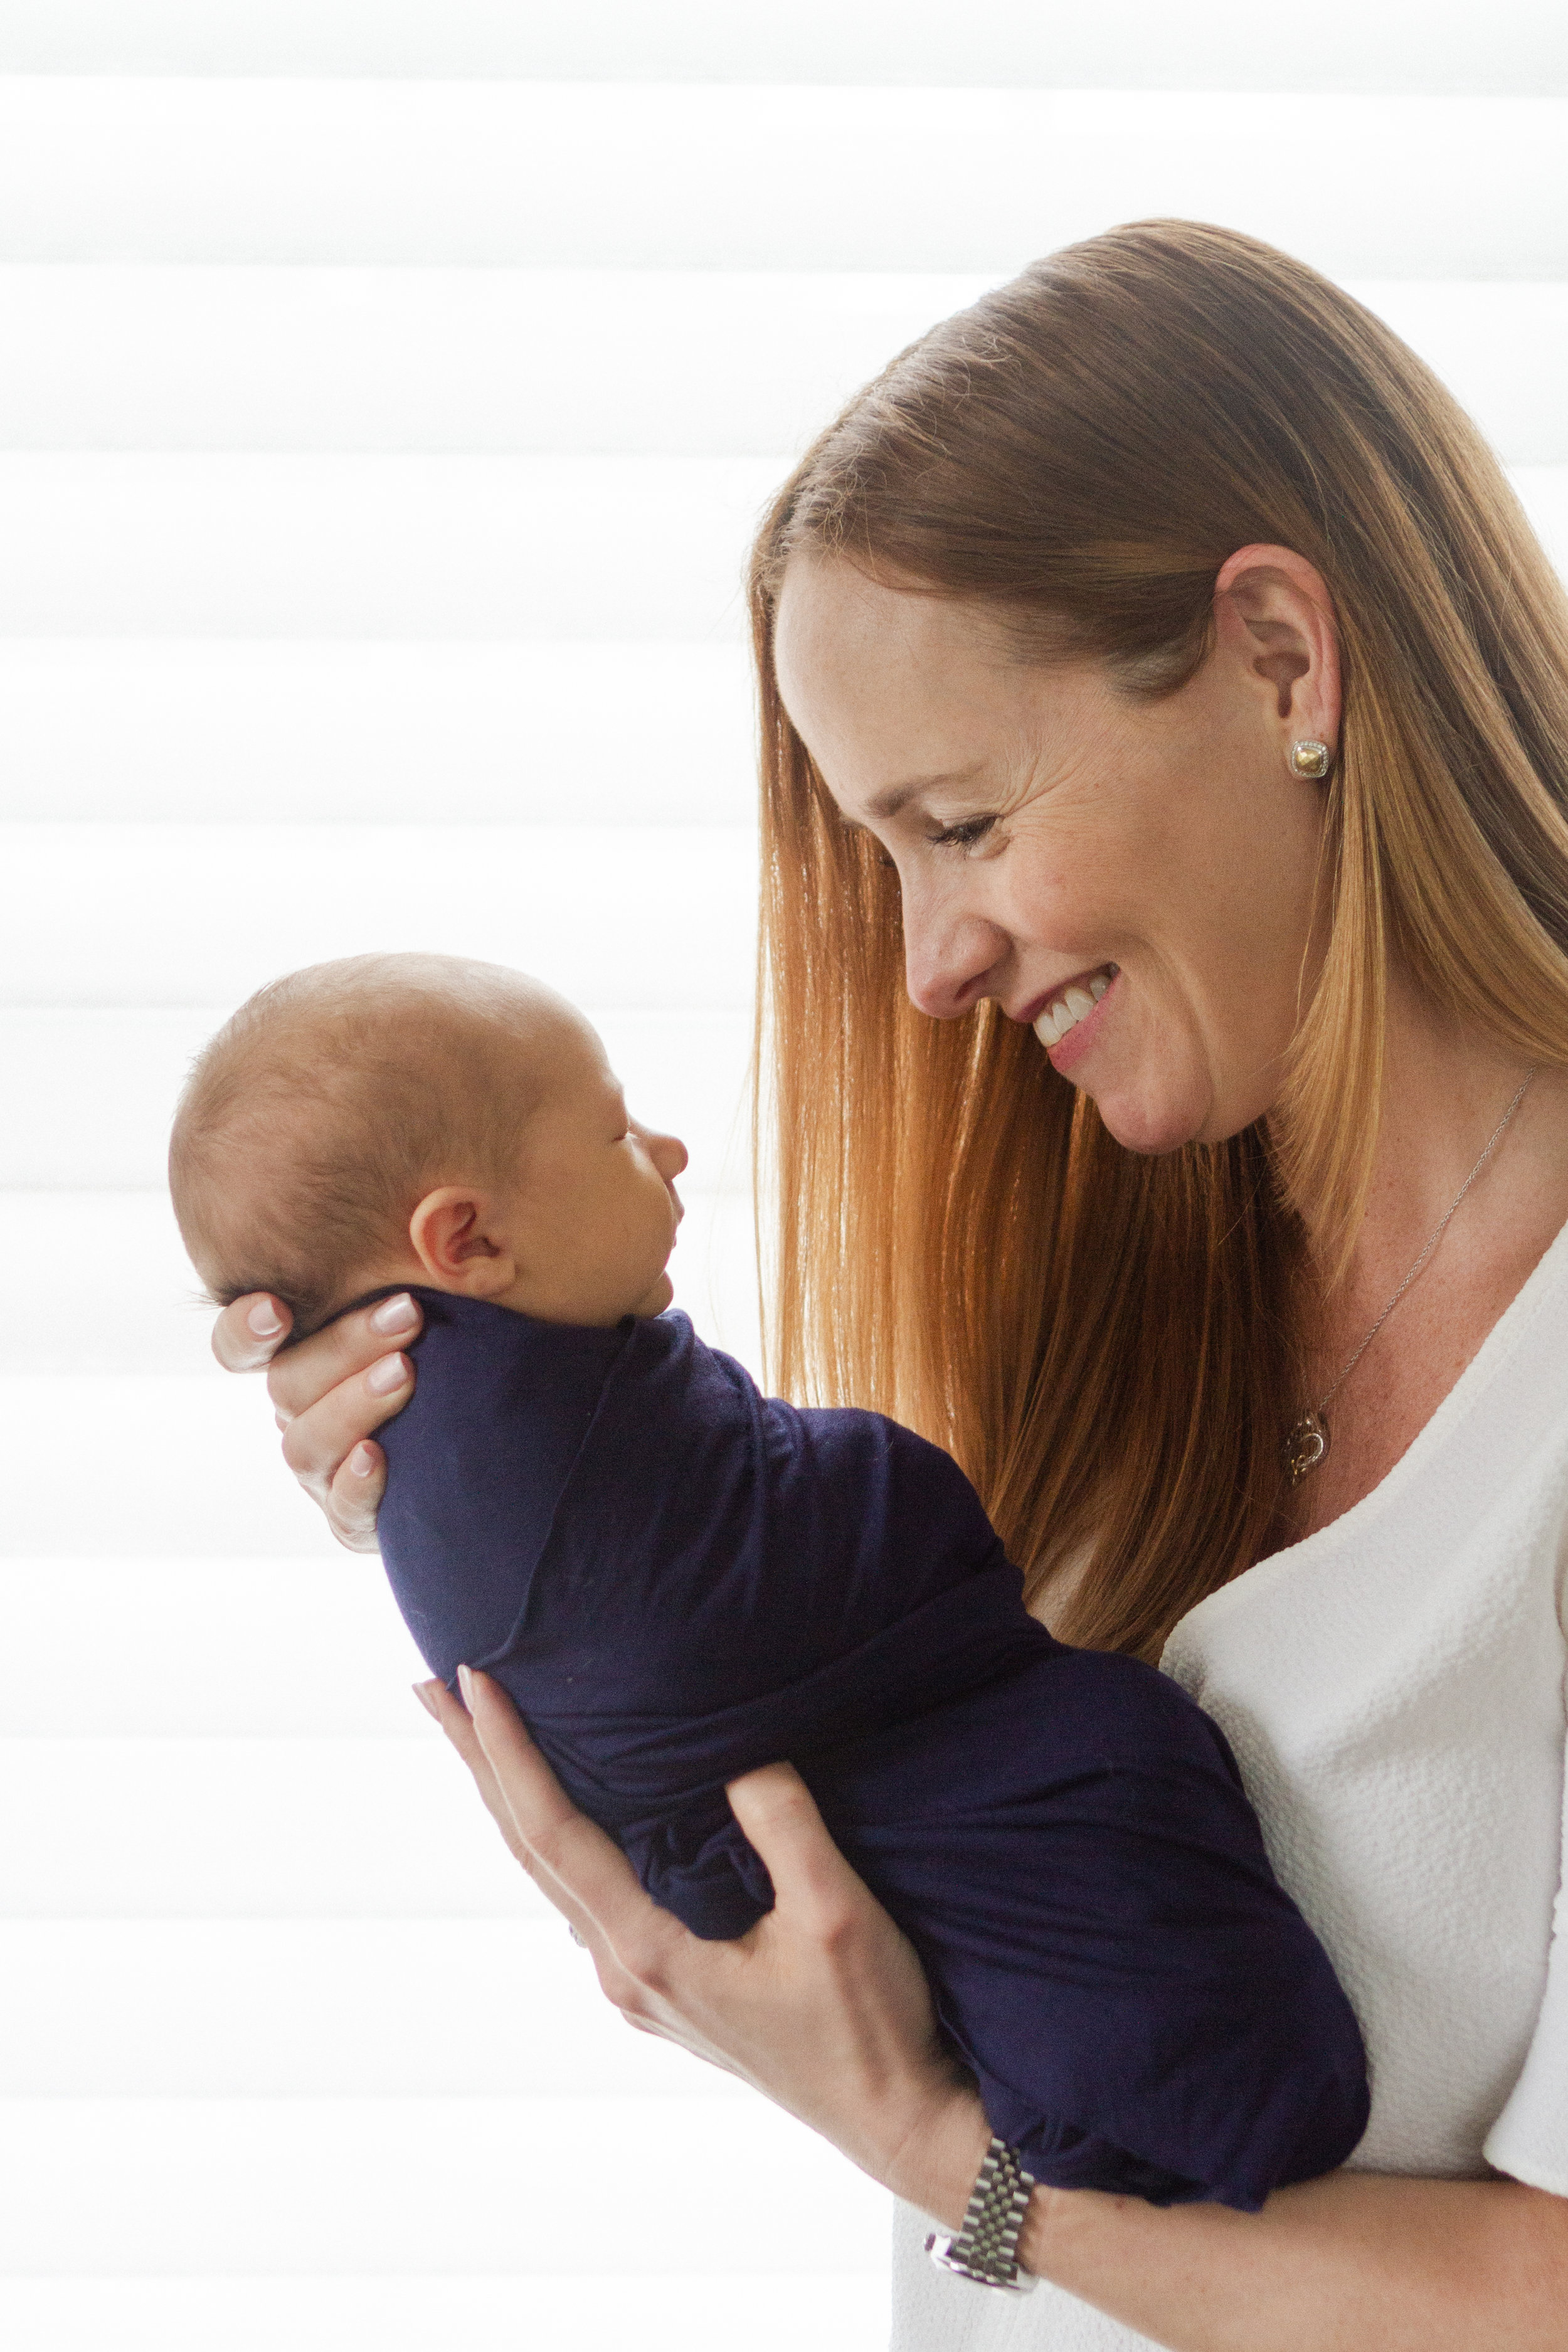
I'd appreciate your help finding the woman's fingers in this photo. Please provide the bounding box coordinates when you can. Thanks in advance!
[267,1291,422,1419]
[450,1670,727,2036]
[213,1290,421,1549]
[324,1438,389,1550]
[275,1363,412,1550]
[211,1293,418,1551]
[457,1668,674,1958]
[430,1671,742,2067]
[426,1668,656,1955]
[212,1292,293,1372]
[455,1682,887,2009]
[725,1762,863,1938]
[456,1665,577,1855]
[415,1677,534,1868]
[428,1674,975,2193]
[264,1298,422,1549]
[275,1358,412,1476]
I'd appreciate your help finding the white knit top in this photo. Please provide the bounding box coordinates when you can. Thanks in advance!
[892,1217,1568,2351]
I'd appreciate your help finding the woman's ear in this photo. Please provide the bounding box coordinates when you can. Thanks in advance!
[1212,543,1342,756]
[408,1186,518,1296]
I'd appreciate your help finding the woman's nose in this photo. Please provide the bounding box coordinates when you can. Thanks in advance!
[903,908,1010,1020]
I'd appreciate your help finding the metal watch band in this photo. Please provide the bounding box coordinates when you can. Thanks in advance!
[924,2134,1037,2292]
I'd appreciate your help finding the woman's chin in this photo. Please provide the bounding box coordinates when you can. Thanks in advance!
[633,1269,676,1317]
[1089,1081,1213,1159]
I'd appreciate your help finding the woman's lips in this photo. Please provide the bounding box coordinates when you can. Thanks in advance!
[1030,965,1119,1071]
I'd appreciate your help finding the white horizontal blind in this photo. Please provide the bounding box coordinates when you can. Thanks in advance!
[1,9,1565,2348]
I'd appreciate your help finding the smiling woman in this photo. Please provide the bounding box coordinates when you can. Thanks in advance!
[751,218,1568,1658]
[768,549,1340,1159]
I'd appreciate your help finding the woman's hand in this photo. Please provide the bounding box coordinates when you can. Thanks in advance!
[415,1671,1568,2347]
[418,1666,992,2225]
[212,1290,423,1551]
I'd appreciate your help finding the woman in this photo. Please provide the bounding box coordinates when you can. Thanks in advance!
[216,223,1568,2346]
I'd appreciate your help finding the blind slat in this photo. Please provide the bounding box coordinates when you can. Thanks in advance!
[0,2096,887,2273]
[0,0,1557,93]
[0,640,755,825]
[0,82,1564,276]
[4,268,1567,464]
[0,2275,891,2352]
[0,825,758,1009]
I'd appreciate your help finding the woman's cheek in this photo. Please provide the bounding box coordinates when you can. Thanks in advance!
[1072,982,1220,1155]
[1004,851,1112,961]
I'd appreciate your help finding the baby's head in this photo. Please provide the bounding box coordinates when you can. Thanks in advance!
[169,953,687,1335]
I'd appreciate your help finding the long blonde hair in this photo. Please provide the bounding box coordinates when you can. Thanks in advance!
[748,220,1568,1658]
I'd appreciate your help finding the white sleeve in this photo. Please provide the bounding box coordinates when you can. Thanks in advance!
[1485,1685,1568,2195]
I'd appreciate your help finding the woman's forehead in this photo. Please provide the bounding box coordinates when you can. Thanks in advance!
[775,555,994,686]
[775,561,1085,813]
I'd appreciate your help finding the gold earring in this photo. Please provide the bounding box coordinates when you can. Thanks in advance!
[1290,739,1333,780]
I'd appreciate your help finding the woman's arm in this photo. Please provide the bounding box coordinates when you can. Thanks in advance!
[426,1668,1568,2352]
[1026,2168,1568,2352]
[212,1289,422,1550]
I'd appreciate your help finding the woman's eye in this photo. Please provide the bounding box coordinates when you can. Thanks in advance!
[930,815,998,852]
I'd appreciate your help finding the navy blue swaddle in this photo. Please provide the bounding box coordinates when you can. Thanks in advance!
[377,1290,1369,2210]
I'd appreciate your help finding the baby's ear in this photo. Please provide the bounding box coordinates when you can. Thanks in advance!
[408,1187,517,1295]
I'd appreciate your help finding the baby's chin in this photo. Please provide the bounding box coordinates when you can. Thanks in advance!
[631,1267,675,1318]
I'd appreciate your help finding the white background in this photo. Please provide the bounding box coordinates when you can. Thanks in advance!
[2,6,1566,2346]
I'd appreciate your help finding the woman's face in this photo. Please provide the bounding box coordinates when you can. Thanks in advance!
[773,554,1336,1154]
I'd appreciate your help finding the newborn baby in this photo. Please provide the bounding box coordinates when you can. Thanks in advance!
[170,951,1369,2212]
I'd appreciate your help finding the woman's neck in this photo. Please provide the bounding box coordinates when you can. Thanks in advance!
[1352,975,1566,1283]
[1287,972,1568,1542]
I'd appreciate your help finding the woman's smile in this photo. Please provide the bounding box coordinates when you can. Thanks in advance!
[1024,963,1119,1066]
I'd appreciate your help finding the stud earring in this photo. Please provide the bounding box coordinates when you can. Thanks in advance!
[1290,739,1333,780]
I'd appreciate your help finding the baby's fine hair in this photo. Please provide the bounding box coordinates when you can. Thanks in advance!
[169,952,554,1335]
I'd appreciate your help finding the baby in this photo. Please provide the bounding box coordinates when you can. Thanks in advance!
[170,951,1368,2213]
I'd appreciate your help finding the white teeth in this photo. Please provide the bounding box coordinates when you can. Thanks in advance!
[1033,968,1113,1050]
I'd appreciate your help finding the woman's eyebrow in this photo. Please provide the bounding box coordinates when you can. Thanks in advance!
[864,765,988,821]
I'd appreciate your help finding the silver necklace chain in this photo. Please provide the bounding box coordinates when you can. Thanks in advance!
[1285,1066,1537,1485]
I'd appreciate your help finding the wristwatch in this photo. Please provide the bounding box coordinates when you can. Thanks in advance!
[924,2134,1037,2292]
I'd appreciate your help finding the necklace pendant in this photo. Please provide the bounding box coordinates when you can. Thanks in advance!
[1284,1410,1330,1486]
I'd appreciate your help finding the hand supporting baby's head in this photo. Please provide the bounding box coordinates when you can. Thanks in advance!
[169,953,687,1336]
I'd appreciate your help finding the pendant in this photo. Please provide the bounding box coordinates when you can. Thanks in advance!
[1284,1410,1330,1486]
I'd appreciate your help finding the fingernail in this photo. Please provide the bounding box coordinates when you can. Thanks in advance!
[372,1293,418,1335]
[248,1300,283,1338]
[412,1681,439,1719]
[366,1352,408,1396]
[347,1442,376,1478]
[457,1663,475,1707]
